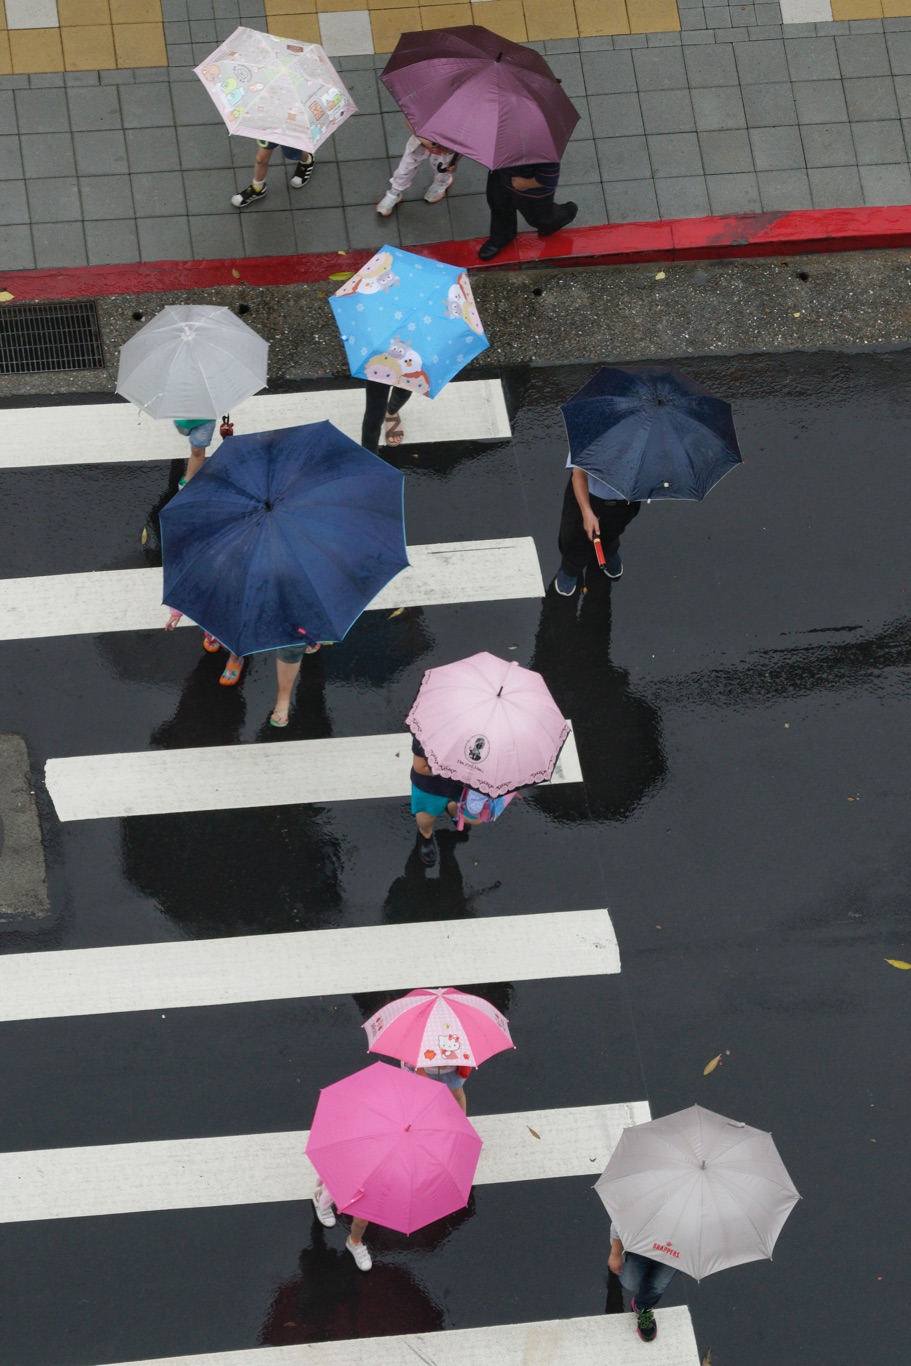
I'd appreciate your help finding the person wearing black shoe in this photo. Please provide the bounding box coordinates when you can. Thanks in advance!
[477,161,577,260]
[231,139,314,208]
[409,735,463,866]
[555,460,641,595]
[607,1221,677,1344]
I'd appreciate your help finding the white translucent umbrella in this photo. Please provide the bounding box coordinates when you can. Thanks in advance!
[116,305,269,419]
[195,27,356,152]
[594,1105,800,1281]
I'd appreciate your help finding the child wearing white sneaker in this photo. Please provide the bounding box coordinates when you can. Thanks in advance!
[376,122,460,217]
[312,1181,373,1270]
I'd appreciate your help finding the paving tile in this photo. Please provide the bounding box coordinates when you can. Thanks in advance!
[161,0,190,16]
[446,192,486,242]
[119,82,175,128]
[691,86,747,129]
[125,126,180,173]
[66,72,103,86]
[632,45,688,88]
[557,180,608,227]
[560,138,600,183]
[640,88,695,132]
[0,135,24,180]
[100,70,136,84]
[705,5,733,25]
[595,133,651,180]
[894,74,911,114]
[886,31,911,73]
[681,29,716,42]
[699,127,754,171]
[340,155,394,205]
[67,87,122,132]
[189,19,218,41]
[581,48,637,93]
[169,77,221,125]
[0,93,17,136]
[800,121,856,165]
[175,122,235,170]
[605,176,660,220]
[447,156,487,197]
[344,200,399,248]
[32,222,88,269]
[680,9,707,28]
[292,204,352,254]
[851,117,906,160]
[240,210,298,257]
[734,37,790,83]
[13,87,69,134]
[784,35,840,79]
[189,210,245,257]
[181,166,242,215]
[294,160,343,210]
[399,197,457,245]
[25,176,82,224]
[791,79,848,122]
[0,224,34,269]
[131,171,188,216]
[588,92,644,137]
[545,52,586,97]
[742,81,798,125]
[807,164,863,205]
[22,133,77,178]
[79,173,135,220]
[137,213,193,261]
[756,167,813,207]
[340,67,381,116]
[332,112,387,161]
[545,38,581,52]
[842,75,899,118]
[84,217,140,265]
[0,179,28,225]
[164,20,192,44]
[835,33,890,75]
[683,42,739,85]
[858,160,911,200]
[705,169,761,211]
[654,173,710,216]
[26,73,65,88]
[647,130,703,176]
[166,43,195,67]
[749,123,806,168]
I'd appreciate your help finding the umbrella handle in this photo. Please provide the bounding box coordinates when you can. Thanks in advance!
[592,534,606,567]
[220,415,234,438]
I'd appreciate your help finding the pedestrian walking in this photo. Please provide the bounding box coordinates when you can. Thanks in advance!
[312,1180,372,1271]
[269,637,322,728]
[376,123,460,216]
[410,735,463,867]
[400,1060,470,1113]
[164,608,245,687]
[361,378,412,455]
[608,1220,676,1344]
[478,162,577,261]
[555,463,640,596]
[231,139,314,208]
[173,417,217,486]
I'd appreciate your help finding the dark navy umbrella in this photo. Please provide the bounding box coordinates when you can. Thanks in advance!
[561,367,742,501]
[160,421,408,658]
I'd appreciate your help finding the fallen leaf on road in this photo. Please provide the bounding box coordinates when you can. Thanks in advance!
[0,290,14,302]
[231,269,240,279]
[885,959,911,969]
[140,527,148,545]
[388,607,405,618]
[701,1350,712,1366]
[655,271,666,280]
[508,644,518,651]
[329,272,354,282]
[528,1127,541,1140]
[703,1054,723,1075]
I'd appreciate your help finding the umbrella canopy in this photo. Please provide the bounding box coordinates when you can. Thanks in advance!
[117,305,268,420]
[364,987,514,1069]
[381,25,580,170]
[594,1105,801,1281]
[561,367,742,502]
[305,1061,483,1235]
[330,246,488,399]
[159,421,408,657]
[195,27,356,151]
[406,651,570,797]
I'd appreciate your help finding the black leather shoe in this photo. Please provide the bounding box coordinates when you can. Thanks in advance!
[478,238,512,260]
[539,202,578,237]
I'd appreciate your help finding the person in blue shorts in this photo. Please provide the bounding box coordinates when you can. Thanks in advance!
[173,417,216,486]
[410,735,462,868]
[231,140,314,208]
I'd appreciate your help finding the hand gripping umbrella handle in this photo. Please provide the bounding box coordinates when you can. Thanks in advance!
[593,534,606,567]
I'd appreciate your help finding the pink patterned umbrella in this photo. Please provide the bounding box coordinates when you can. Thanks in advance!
[406,651,570,797]
[364,987,514,1069]
[305,1061,482,1235]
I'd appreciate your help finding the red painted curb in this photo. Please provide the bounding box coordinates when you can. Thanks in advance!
[2,206,910,302]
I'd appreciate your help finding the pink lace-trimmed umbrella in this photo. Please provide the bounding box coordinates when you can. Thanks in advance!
[406,651,570,798]
[305,1061,482,1235]
[364,987,514,1070]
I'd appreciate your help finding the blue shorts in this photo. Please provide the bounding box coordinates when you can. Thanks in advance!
[276,642,320,663]
[403,1064,467,1091]
[257,139,302,160]
[410,786,452,817]
[178,420,215,449]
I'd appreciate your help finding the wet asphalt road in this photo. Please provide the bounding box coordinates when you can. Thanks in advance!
[1,354,910,1366]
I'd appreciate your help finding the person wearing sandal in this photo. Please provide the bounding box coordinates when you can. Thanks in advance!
[361,379,412,456]
[165,610,244,686]
[269,637,322,727]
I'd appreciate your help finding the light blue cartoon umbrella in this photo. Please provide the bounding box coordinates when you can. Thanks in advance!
[329,245,489,399]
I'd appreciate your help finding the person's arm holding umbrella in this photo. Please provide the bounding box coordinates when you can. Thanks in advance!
[570,466,600,542]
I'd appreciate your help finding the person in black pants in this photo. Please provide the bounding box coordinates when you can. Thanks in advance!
[555,467,640,595]
[361,380,412,456]
[478,162,578,261]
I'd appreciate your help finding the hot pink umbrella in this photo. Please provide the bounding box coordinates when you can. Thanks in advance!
[406,651,570,797]
[364,987,514,1069]
[305,1061,482,1235]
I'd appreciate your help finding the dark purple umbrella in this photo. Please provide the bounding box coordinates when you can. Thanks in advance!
[381,25,580,170]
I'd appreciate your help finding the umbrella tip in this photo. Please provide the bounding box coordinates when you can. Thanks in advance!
[496,685,503,697]
[496,51,503,61]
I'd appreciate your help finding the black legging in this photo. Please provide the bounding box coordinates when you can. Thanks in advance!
[558,476,640,577]
[361,381,412,455]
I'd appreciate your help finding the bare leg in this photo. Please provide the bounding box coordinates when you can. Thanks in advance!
[185,443,207,480]
[451,1086,467,1114]
[415,811,436,838]
[350,1217,369,1243]
[272,657,302,723]
[252,144,273,187]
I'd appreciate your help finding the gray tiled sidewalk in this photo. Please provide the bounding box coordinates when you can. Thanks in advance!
[4,2,911,270]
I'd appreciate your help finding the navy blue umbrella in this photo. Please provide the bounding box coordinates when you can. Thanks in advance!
[160,421,408,658]
[561,367,742,501]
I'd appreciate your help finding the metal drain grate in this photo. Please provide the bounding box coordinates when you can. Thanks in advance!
[0,299,105,375]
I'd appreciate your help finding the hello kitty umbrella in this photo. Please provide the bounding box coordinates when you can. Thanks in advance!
[329,245,489,399]
[363,987,514,1070]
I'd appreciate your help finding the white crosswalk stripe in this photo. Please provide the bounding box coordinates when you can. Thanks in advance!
[0,908,619,1023]
[44,727,582,822]
[0,537,544,641]
[0,380,511,470]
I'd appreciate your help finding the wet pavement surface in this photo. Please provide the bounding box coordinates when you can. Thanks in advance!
[1,354,910,1365]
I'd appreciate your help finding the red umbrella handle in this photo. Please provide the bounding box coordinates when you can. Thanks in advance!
[593,534,606,567]
[220,415,234,437]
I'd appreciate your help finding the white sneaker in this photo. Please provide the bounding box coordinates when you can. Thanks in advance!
[313,1198,336,1227]
[346,1237,372,1271]
[424,174,453,204]
[376,189,403,216]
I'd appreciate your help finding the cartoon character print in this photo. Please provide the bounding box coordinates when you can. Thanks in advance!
[200,64,221,83]
[365,353,402,386]
[335,250,400,297]
[437,1033,462,1061]
[445,272,484,336]
[387,336,422,375]
[397,370,431,396]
